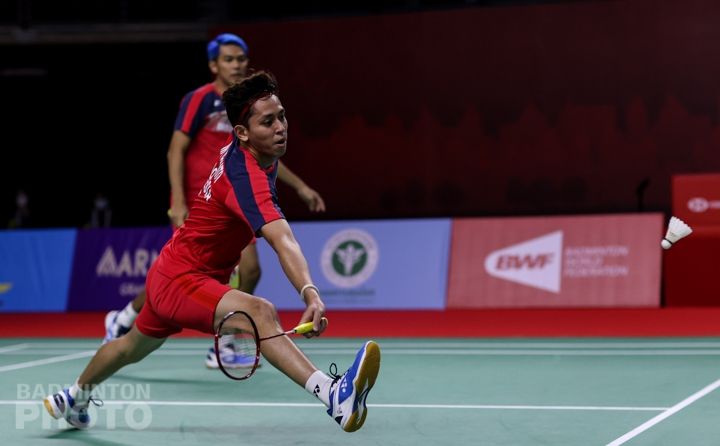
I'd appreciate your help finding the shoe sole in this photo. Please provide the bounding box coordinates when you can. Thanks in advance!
[205,357,262,370]
[343,341,381,433]
[205,362,260,370]
[43,392,90,429]
[43,397,58,418]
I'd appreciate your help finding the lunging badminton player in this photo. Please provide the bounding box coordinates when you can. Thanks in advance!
[43,71,381,433]
[103,33,326,373]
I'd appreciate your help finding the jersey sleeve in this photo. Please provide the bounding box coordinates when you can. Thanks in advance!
[225,156,285,235]
[173,89,213,138]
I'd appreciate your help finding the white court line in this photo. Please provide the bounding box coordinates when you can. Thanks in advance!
[9,349,720,357]
[0,351,95,373]
[0,400,668,411]
[23,341,720,349]
[606,377,720,445]
[0,344,28,354]
[286,349,720,356]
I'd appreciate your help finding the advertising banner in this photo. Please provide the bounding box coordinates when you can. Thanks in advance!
[672,173,720,226]
[447,214,663,308]
[0,229,77,312]
[254,219,451,310]
[664,226,720,306]
[67,227,172,310]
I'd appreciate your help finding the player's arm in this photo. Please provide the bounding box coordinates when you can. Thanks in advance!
[260,218,326,333]
[166,130,192,226]
[277,161,326,212]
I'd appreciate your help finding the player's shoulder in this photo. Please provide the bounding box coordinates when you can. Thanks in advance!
[224,144,249,176]
[183,83,219,101]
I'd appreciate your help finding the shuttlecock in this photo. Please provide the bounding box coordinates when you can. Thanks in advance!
[661,216,692,249]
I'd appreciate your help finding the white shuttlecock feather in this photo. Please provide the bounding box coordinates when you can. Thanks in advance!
[661,216,692,249]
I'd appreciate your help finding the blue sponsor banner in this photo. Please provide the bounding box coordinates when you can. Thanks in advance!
[255,218,451,309]
[0,229,77,312]
[67,227,172,311]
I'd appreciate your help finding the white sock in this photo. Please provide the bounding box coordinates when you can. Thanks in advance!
[68,380,93,406]
[219,334,235,350]
[116,301,139,328]
[304,370,333,407]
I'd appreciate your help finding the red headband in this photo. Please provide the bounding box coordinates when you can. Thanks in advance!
[237,91,274,125]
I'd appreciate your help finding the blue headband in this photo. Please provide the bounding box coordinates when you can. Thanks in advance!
[207,33,249,60]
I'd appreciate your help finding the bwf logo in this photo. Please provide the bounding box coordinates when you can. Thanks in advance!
[484,231,563,293]
[494,254,554,269]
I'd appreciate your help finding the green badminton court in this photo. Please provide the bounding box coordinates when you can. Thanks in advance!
[2,338,720,445]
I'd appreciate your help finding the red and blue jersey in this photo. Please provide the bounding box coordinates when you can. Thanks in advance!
[155,136,285,281]
[174,83,233,205]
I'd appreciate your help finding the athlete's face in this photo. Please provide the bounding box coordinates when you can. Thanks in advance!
[237,95,288,167]
[209,44,249,88]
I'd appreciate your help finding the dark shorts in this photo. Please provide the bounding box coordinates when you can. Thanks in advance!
[136,263,232,338]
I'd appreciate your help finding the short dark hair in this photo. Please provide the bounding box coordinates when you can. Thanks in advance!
[207,33,249,61]
[223,71,279,127]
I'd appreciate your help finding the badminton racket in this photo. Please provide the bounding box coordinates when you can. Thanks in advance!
[214,310,328,380]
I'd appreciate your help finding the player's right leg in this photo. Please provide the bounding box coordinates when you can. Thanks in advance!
[214,290,381,432]
[103,290,146,344]
[236,242,261,293]
[44,326,165,428]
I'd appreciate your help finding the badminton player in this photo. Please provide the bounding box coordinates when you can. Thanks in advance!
[103,33,326,371]
[44,71,380,433]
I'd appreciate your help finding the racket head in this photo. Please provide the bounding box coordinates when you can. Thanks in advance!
[215,310,261,380]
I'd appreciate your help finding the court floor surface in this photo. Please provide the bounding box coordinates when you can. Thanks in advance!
[2,337,720,445]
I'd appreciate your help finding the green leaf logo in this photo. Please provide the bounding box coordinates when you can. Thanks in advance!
[321,229,379,288]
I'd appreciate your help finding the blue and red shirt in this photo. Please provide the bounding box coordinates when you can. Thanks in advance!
[174,83,233,206]
[155,137,285,281]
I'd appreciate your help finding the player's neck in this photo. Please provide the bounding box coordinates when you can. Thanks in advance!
[244,145,276,170]
[213,78,230,95]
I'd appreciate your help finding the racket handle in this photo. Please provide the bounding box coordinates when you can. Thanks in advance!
[293,317,328,334]
[294,321,315,334]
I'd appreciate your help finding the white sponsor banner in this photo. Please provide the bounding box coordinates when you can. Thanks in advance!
[255,219,451,309]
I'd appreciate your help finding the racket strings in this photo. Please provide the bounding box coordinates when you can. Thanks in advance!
[233,331,258,357]
[215,311,261,380]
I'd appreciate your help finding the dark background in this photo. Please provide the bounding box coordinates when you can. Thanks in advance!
[2,0,719,228]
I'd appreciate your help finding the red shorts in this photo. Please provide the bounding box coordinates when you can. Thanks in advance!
[136,263,232,338]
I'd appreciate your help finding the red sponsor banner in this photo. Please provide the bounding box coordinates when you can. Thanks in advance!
[448,214,663,308]
[664,226,720,306]
[672,173,720,226]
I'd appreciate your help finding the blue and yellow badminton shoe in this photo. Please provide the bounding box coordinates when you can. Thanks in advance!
[327,340,381,432]
[102,310,131,345]
[43,388,93,429]
[205,345,257,369]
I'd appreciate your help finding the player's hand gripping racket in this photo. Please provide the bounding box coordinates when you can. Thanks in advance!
[214,310,328,380]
